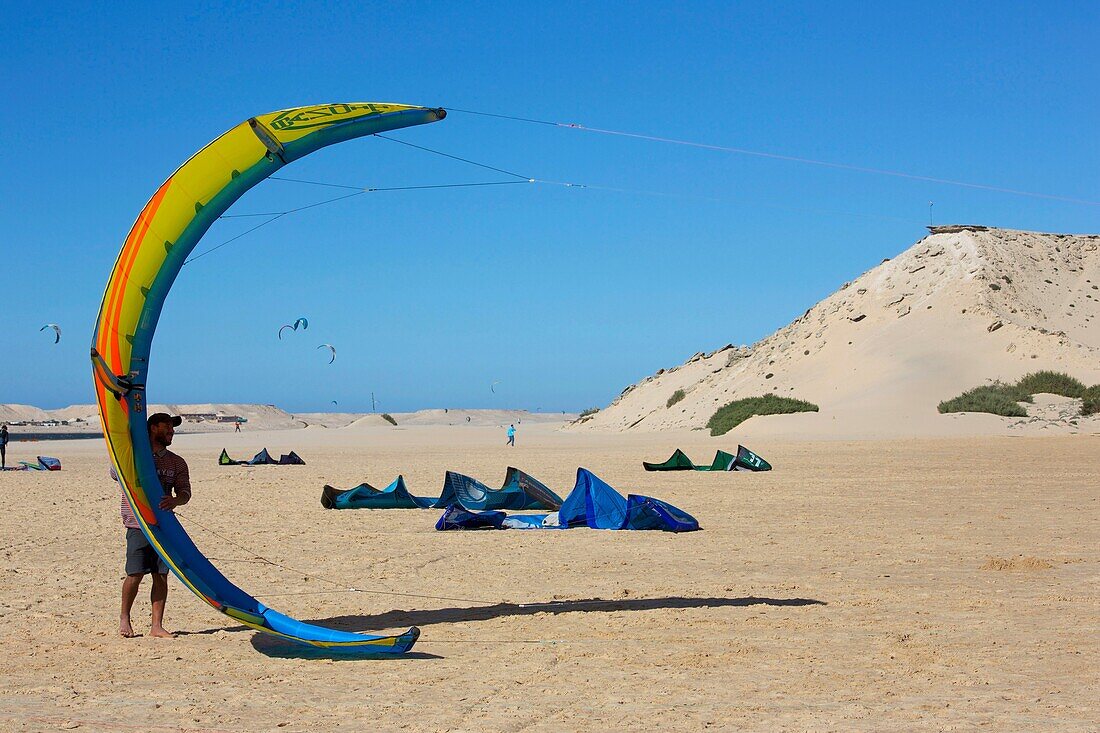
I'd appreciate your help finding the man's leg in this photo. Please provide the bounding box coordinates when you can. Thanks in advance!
[149,573,175,638]
[120,574,142,637]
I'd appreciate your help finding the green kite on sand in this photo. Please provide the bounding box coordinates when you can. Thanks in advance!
[643,446,771,472]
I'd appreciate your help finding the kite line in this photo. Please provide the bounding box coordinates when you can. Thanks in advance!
[184,120,940,267]
[446,107,1100,206]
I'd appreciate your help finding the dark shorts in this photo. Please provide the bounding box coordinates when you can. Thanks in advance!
[125,528,169,576]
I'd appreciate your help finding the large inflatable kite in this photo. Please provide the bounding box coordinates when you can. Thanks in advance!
[90,102,446,655]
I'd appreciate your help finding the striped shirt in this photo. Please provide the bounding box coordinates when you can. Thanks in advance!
[116,449,192,528]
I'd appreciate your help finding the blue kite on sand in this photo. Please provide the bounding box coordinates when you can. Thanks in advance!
[436,468,699,532]
[1,456,62,472]
[321,467,564,511]
[322,475,437,509]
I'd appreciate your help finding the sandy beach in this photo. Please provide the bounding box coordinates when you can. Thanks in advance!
[1,423,1096,731]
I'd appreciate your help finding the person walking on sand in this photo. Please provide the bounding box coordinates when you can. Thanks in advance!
[117,413,190,639]
[506,423,516,447]
[0,424,8,469]
[234,419,242,433]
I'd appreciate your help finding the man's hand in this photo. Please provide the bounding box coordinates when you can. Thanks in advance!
[159,495,179,510]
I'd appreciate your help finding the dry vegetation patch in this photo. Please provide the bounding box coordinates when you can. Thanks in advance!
[980,556,1054,571]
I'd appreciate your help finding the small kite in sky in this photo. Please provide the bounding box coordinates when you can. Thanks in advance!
[40,324,61,344]
[278,317,309,339]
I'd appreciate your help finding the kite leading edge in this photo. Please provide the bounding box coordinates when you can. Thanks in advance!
[90,103,446,654]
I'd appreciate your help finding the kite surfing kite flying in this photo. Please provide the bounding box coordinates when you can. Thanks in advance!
[90,101,446,655]
[490,380,501,394]
[317,343,336,364]
[277,317,308,339]
[40,324,61,343]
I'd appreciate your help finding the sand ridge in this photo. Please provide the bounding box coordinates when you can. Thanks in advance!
[0,405,575,435]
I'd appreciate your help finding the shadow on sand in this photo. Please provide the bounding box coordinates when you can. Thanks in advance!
[306,594,826,632]
[182,595,825,660]
[248,635,443,661]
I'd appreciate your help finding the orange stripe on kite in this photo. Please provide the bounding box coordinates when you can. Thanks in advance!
[104,180,172,369]
[134,496,156,525]
[106,181,162,363]
[99,206,149,365]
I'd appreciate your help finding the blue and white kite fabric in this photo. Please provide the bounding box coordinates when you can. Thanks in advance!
[435,468,698,532]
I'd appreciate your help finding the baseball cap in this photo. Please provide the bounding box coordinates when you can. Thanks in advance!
[147,413,183,428]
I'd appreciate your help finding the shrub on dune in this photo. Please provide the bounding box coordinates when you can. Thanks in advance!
[1014,370,1086,398]
[1081,385,1100,416]
[706,395,819,436]
[938,383,1030,417]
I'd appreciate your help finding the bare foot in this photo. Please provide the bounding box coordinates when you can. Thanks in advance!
[149,626,177,639]
[119,618,138,638]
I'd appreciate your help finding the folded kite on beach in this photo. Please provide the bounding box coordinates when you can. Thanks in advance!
[436,468,699,532]
[3,456,62,471]
[321,467,564,511]
[441,468,564,511]
[219,448,305,466]
[10,456,62,471]
[642,446,771,472]
[322,475,435,509]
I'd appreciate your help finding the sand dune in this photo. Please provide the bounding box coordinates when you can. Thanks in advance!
[0,404,50,423]
[579,226,1100,437]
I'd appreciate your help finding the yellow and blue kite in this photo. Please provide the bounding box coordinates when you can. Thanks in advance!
[91,102,446,655]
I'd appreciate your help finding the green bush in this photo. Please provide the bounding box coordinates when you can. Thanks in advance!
[666,389,686,408]
[706,395,819,436]
[1081,385,1100,416]
[381,413,397,426]
[578,407,599,418]
[938,383,1030,417]
[1015,370,1086,398]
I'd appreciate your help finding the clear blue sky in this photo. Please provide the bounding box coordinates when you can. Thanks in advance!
[2,1,1097,412]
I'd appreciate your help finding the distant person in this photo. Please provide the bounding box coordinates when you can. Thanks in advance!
[466,416,471,424]
[234,419,242,433]
[118,413,190,639]
[506,424,516,447]
[0,424,8,468]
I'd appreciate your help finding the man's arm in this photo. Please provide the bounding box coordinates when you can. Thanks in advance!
[158,458,191,510]
[174,460,192,506]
